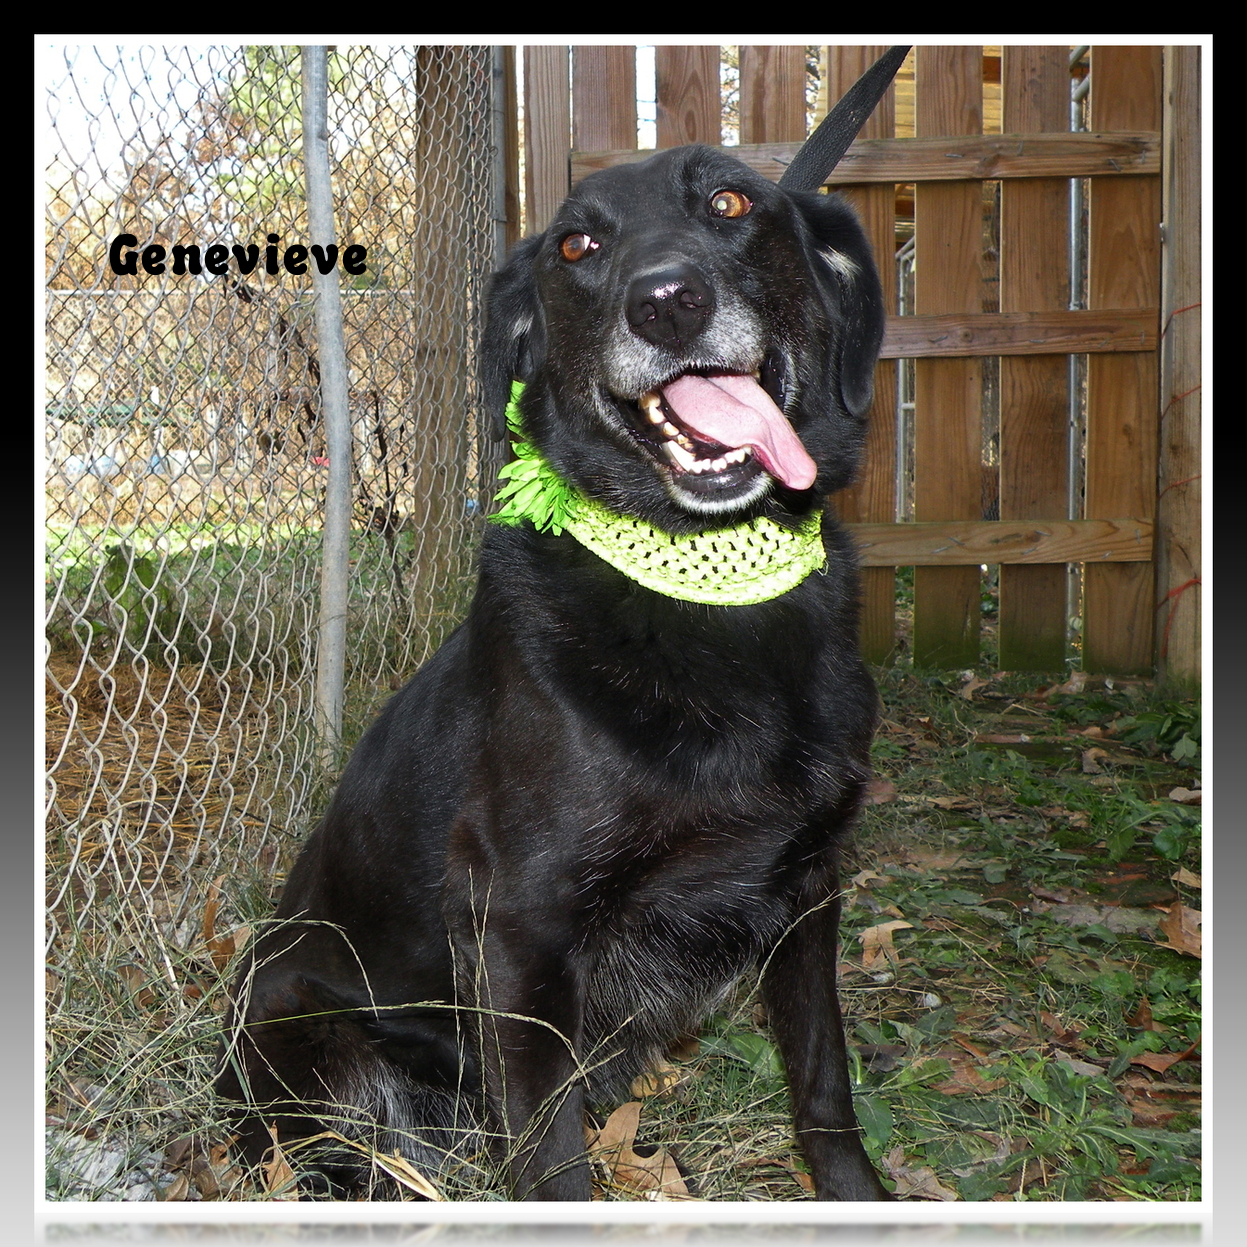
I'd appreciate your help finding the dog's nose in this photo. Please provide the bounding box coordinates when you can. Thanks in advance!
[625,265,714,349]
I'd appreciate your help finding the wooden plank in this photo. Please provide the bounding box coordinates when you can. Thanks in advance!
[881,308,1157,358]
[572,46,636,152]
[1083,46,1162,675]
[998,46,1072,671]
[822,45,900,665]
[912,45,984,669]
[849,518,1153,566]
[572,131,1161,184]
[655,46,721,147]
[739,46,806,144]
[523,46,571,233]
[1155,45,1201,688]
[496,47,521,256]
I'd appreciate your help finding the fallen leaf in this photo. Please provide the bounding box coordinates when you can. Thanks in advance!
[202,875,226,944]
[1031,886,1076,904]
[1081,747,1108,774]
[897,847,971,870]
[1053,1052,1103,1077]
[203,876,248,971]
[1121,1070,1202,1129]
[666,1033,701,1062]
[1045,672,1088,698]
[262,1124,300,1199]
[856,1043,906,1072]
[1172,867,1201,889]
[159,1172,191,1201]
[1040,1012,1081,1045]
[188,1138,241,1200]
[858,920,914,971]
[951,1033,990,1060]
[116,963,155,1009]
[883,1147,958,1200]
[959,675,990,700]
[1126,1101,1185,1128]
[990,1020,1034,1040]
[1158,904,1201,957]
[932,1060,1007,1096]
[850,868,891,890]
[587,1102,688,1199]
[1120,1073,1201,1097]
[630,1063,681,1098]
[1129,1036,1201,1074]
[1167,787,1201,805]
[864,777,897,804]
[916,795,977,811]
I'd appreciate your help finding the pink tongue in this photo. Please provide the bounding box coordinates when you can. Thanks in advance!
[660,373,817,491]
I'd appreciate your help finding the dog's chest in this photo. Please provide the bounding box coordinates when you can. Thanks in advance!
[574,825,801,1080]
[580,810,808,964]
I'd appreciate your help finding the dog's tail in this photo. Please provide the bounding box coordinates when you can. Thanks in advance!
[216,967,477,1195]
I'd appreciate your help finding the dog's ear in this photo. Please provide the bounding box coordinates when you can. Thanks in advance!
[481,233,547,438]
[793,192,886,422]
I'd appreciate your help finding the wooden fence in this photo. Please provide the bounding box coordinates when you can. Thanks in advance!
[504,45,1201,682]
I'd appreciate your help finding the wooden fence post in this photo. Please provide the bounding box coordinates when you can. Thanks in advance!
[524,46,571,233]
[656,47,721,146]
[912,46,985,669]
[998,46,1072,670]
[572,46,636,152]
[825,46,901,665]
[739,45,807,144]
[1083,46,1162,674]
[1156,45,1201,690]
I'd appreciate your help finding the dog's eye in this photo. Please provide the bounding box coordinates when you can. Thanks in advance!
[709,190,752,219]
[559,233,599,262]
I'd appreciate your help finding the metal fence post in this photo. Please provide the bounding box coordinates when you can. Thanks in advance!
[302,46,352,766]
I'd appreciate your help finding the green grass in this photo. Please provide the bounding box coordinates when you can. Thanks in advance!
[45,520,477,708]
[45,656,1201,1202]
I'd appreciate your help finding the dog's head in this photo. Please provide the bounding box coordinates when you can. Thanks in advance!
[482,144,884,533]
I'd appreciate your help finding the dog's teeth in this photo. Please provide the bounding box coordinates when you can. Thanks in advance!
[640,392,665,423]
[661,421,679,438]
[663,439,698,471]
[676,434,696,452]
[662,435,757,474]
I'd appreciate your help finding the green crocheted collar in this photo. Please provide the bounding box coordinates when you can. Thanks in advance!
[490,381,825,606]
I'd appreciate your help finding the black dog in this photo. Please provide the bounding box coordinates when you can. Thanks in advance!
[217,134,891,1201]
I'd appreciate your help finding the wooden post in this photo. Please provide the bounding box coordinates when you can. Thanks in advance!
[998,46,1072,670]
[912,46,985,669]
[495,47,521,258]
[1084,46,1162,674]
[524,46,571,232]
[825,45,902,665]
[1156,45,1201,690]
[656,47,721,146]
[573,46,636,152]
[739,45,807,144]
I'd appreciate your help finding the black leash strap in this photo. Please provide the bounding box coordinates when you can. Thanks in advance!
[777,46,911,193]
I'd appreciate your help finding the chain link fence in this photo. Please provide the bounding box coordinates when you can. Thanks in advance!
[44,43,499,1198]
